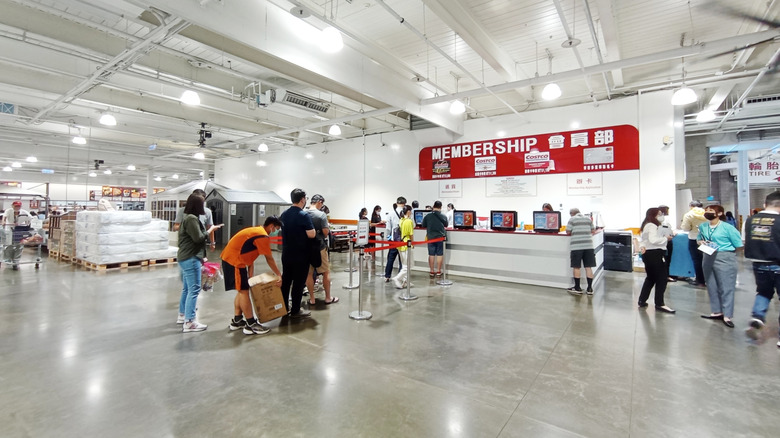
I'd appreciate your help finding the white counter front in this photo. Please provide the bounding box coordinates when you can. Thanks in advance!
[410,229,604,289]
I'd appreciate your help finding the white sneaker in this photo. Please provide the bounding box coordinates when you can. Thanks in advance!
[182,320,207,332]
[243,322,271,335]
[745,318,764,341]
[393,279,403,289]
[176,313,185,324]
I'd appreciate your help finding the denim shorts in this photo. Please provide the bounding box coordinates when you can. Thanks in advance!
[427,241,444,256]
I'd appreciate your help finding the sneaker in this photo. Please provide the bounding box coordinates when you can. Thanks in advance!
[776,340,780,348]
[567,287,583,295]
[289,309,311,318]
[243,322,271,335]
[429,272,436,278]
[586,287,594,295]
[176,313,185,324]
[393,279,403,289]
[229,318,247,331]
[182,320,207,332]
[745,318,765,341]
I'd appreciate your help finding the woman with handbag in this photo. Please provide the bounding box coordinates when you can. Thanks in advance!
[391,205,415,289]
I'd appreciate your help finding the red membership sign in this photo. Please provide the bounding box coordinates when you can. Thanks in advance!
[418,124,639,181]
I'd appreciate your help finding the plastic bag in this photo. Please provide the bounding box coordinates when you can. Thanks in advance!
[201,262,223,291]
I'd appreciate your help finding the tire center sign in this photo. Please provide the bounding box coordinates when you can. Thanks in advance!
[419,124,639,181]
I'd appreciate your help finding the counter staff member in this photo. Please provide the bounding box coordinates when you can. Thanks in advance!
[744,191,780,347]
[2,201,31,226]
[566,208,596,295]
[221,216,283,336]
[542,203,554,212]
[173,189,216,250]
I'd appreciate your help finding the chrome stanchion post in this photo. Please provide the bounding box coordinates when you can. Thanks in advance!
[436,238,453,286]
[375,230,385,277]
[399,240,418,301]
[343,232,357,272]
[342,236,359,289]
[349,247,372,320]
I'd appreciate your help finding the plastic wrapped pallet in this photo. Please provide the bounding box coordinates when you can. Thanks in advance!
[76,240,168,257]
[76,220,167,234]
[77,246,178,265]
[78,231,168,245]
[76,210,152,224]
[75,211,174,267]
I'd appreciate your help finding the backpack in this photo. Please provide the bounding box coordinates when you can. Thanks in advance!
[391,208,402,241]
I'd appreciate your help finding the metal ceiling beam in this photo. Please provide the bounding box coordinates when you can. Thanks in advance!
[552,0,597,104]
[715,47,780,130]
[592,0,624,87]
[422,29,780,105]
[421,0,517,82]
[27,15,190,124]
[704,83,736,112]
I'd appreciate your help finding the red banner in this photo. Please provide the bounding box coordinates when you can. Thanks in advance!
[419,124,639,181]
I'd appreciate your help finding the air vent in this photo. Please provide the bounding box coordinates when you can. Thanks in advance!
[0,102,17,115]
[743,94,780,107]
[265,89,330,113]
[410,114,437,131]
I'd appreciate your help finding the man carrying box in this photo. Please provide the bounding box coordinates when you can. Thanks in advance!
[221,216,283,335]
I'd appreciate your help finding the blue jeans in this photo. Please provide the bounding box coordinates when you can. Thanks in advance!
[751,263,780,335]
[385,247,402,279]
[179,257,203,321]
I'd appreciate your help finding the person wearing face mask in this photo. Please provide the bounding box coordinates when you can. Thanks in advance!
[681,200,708,287]
[638,207,676,313]
[697,204,743,328]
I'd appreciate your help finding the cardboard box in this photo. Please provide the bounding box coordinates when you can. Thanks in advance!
[248,272,287,322]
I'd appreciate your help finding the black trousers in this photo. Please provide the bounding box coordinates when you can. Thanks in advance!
[688,239,705,284]
[281,258,309,314]
[639,249,668,307]
[665,239,674,276]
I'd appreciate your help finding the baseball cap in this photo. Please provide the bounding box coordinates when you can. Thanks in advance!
[12,201,22,207]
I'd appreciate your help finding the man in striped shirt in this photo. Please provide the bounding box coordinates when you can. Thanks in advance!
[566,208,596,295]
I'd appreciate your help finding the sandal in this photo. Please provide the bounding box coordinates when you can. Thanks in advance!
[325,296,339,305]
[429,272,436,278]
[435,272,442,278]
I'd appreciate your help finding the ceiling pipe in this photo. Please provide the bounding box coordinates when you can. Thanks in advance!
[373,0,524,116]
[422,29,780,105]
[551,0,598,105]
[28,15,190,124]
[715,47,780,130]
[724,0,777,73]
[580,0,612,100]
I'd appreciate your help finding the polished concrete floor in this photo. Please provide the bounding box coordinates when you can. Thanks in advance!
[1,249,779,438]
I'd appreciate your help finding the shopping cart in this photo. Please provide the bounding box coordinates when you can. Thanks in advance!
[1,224,44,270]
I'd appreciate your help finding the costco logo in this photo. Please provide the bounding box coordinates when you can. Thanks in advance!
[475,156,497,171]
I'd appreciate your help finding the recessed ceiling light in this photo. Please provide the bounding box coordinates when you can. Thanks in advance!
[11,162,21,168]
[172,174,179,179]
[305,153,313,159]
[72,135,87,145]
[127,164,136,171]
[99,113,117,126]
[154,176,162,182]
[26,156,38,163]
[193,152,205,160]
[88,171,97,177]
[103,169,112,175]
[256,160,267,167]
[2,166,11,172]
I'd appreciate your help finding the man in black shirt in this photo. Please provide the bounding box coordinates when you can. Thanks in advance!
[743,190,780,347]
[279,188,316,318]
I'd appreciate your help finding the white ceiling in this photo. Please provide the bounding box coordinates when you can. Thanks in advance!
[0,0,778,188]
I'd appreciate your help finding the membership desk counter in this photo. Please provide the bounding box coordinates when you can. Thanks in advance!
[410,228,604,289]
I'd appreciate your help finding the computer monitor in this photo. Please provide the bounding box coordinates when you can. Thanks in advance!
[453,210,476,229]
[490,210,517,231]
[414,209,432,227]
[532,211,562,233]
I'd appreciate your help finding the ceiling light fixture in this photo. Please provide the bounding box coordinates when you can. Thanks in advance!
[671,57,697,106]
[257,143,268,152]
[99,113,117,126]
[172,174,179,179]
[696,108,716,123]
[127,164,136,171]
[26,156,38,163]
[328,124,341,136]
[2,166,11,172]
[256,160,267,167]
[154,176,162,182]
[320,27,344,53]
[180,90,201,106]
[72,135,87,145]
[449,100,466,115]
[193,152,205,160]
[305,153,314,159]
[11,162,21,168]
[103,169,112,175]
[541,49,562,101]
[88,171,97,177]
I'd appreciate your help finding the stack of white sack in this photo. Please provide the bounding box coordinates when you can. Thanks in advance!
[76,211,178,265]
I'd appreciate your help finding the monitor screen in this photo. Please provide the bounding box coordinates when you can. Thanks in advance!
[532,211,561,233]
[414,209,432,227]
[453,210,476,229]
[490,210,517,231]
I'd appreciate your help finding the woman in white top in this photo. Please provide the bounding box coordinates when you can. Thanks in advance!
[446,203,455,228]
[638,207,676,313]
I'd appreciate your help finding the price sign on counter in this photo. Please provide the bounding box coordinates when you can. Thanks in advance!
[356,219,369,247]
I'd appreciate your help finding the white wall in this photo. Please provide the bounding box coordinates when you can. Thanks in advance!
[215,91,676,229]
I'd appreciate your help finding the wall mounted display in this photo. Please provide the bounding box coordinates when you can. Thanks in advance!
[418,124,638,181]
[567,172,603,195]
[486,175,537,197]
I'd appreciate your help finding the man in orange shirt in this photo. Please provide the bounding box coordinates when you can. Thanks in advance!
[221,216,282,335]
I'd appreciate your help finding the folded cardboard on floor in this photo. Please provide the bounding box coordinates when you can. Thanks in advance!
[248,272,287,322]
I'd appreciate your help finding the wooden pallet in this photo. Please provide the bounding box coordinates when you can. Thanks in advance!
[48,249,60,259]
[75,257,177,272]
[148,257,177,266]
